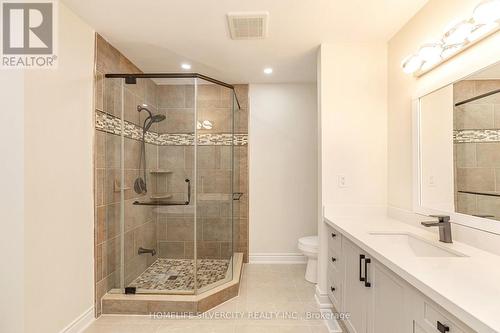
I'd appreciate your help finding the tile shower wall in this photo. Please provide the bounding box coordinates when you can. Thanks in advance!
[94,34,157,316]
[453,80,500,220]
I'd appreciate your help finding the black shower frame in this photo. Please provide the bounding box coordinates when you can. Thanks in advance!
[104,72,241,109]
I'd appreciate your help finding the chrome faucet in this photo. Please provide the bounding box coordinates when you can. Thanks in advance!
[421,215,452,243]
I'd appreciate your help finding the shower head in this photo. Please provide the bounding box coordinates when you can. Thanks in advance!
[143,113,166,132]
[151,114,166,122]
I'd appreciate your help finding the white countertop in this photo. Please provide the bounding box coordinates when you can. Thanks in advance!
[323,207,500,333]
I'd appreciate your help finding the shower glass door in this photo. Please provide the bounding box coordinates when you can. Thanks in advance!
[119,77,197,294]
[110,74,235,295]
[195,79,234,292]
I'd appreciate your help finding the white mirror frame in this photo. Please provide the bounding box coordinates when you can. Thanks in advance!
[413,97,500,236]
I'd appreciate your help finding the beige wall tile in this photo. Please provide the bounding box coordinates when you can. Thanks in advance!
[202,218,232,241]
[105,133,120,169]
[157,85,187,108]
[95,71,104,111]
[454,143,476,168]
[159,108,194,133]
[476,195,500,220]
[475,80,500,96]
[166,218,194,241]
[454,104,494,130]
[456,192,477,216]
[476,142,500,167]
[197,240,220,259]
[196,146,217,169]
[158,241,185,258]
[95,169,105,206]
[159,146,185,169]
[456,168,495,192]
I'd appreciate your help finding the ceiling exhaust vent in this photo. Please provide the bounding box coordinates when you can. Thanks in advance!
[227,12,269,40]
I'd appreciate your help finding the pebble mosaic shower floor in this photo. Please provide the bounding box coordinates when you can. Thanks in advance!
[128,258,230,292]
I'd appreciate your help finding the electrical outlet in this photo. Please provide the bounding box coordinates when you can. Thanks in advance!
[338,175,347,188]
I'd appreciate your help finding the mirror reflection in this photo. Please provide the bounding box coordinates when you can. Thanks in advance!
[419,62,500,220]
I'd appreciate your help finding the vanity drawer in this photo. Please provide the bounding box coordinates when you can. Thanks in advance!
[327,225,342,254]
[419,300,471,333]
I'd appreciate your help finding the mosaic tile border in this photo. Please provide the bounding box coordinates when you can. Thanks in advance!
[454,129,500,143]
[96,111,247,146]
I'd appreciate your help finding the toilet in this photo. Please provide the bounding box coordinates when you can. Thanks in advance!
[298,235,318,283]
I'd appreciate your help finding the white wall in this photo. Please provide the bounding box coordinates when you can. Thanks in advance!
[0,72,25,333]
[388,0,500,254]
[317,42,387,300]
[23,4,95,333]
[319,43,388,208]
[249,83,318,259]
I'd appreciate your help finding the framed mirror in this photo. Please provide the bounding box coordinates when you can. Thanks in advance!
[414,61,500,235]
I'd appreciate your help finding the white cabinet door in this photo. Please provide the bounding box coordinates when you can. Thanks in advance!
[342,239,368,333]
[367,260,411,333]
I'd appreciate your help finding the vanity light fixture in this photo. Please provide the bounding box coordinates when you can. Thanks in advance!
[181,63,191,70]
[402,0,500,76]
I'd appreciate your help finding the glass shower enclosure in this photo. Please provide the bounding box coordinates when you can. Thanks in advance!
[101,73,240,295]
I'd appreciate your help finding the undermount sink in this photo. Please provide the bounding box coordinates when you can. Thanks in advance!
[368,232,467,258]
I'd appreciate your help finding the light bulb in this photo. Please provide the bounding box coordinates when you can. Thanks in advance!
[401,55,423,74]
[418,43,443,62]
[473,0,500,24]
[443,20,474,46]
[441,44,462,59]
[468,23,499,41]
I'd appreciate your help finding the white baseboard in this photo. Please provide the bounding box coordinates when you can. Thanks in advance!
[314,285,333,309]
[59,306,94,333]
[315,286,342,333]
[249,253,307,264]
[321,308,343,333]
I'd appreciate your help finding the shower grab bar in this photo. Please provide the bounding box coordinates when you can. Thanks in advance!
[133,179,191,206]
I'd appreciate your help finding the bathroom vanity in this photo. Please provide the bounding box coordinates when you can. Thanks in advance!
[323,211,500,333]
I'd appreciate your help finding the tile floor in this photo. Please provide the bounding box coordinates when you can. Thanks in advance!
[128,258,230,291]
[85,264,331,333]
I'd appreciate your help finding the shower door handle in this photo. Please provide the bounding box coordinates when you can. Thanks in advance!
[185,179,191,205]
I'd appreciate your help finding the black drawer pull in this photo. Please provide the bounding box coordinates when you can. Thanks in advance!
[364,258,371,288]
[359,255,365,281]
[330,286,335,292]
[331,233,336,238]
[437,321,450,333]
[331,257,337,263]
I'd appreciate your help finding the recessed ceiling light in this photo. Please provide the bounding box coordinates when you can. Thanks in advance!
[181,63,191,70]
[263,67,273,74]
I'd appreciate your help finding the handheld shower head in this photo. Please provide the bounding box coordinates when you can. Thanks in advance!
[137,105,166,132]
[143,114,166,132]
